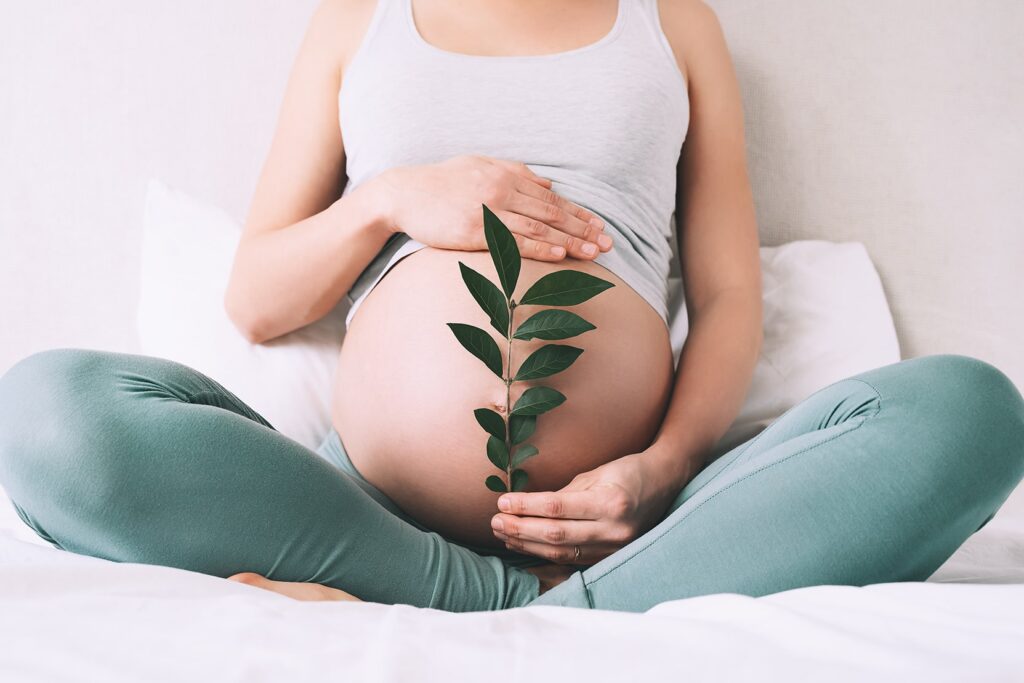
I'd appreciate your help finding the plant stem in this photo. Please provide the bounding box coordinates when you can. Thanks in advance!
[504,300,515,487]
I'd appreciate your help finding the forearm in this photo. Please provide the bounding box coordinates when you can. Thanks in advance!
[644,288,763,491]
[224,177,395,344]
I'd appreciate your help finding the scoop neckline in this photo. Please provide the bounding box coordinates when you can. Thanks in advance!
[405,0,626,61]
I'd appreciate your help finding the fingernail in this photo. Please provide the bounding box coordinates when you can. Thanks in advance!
[498,497,511,512]
[598,234,613,249]
[590,217,604,230]
[582,243,597,255]
[550,246,566,257]
[491,517,504,532]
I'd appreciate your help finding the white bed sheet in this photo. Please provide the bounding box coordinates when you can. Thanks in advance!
[1,508,1023,681]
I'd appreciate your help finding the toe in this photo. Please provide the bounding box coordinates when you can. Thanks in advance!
[226,572,267,585]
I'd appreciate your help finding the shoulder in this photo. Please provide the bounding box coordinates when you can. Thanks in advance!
[303,0,382,75]
[655,0,733,89]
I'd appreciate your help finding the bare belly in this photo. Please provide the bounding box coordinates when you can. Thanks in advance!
[331,246,675,549]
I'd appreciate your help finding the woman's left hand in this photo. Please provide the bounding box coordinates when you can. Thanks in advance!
[490,450,683,565]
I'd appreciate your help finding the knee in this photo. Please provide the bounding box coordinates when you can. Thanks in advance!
[0,347,115,430]
[1,347,108,398]
[0,348,127,503]
[914,353,1024,420]
[906,353,1024,480]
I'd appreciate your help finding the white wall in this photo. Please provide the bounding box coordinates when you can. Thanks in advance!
[2,0,1022,392]
[0,0,319,368]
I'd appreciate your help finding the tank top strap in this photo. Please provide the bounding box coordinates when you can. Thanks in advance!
[629,0,688,92]
[343,0,407,79]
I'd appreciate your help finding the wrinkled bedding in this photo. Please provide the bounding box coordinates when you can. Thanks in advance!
[1,505,1022,681]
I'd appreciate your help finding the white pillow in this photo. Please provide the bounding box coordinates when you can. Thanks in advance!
[137,180,348,451]
[137,179,900,459]
[676,240,902,460]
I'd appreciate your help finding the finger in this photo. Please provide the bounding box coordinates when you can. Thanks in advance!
[491,209,603,262]
[502,537,622,565]
[507,193,608,260]
[487,158,553,190]
[492,514,611,545]
[513,183,611,254]
[514,180,605,234]
[496,489,606,520]
[490,209,569,261]
[516,179,612,245]
[510,170,602,227]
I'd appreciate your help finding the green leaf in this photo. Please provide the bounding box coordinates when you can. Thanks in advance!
[446,323,504,379]
[511,386,566,416]
[482,204,520,300]
[486,436,509,470]
[459,262,509,336]
[474,408,506,440]
[509,414,536,445]
[486,475,508,493]
[519,270,615,306]
[510,469,529,492]
[511,444,539,468]
[513,309,596,341]
[514,344,583,381]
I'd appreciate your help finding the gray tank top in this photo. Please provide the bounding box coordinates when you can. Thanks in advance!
[339,0,690,328]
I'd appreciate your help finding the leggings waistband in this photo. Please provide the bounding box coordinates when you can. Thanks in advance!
[314,427,548,568]
[314,428,410,519]
[315,427,365,480]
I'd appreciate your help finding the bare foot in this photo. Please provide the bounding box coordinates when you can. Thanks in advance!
[227,572,363,602]
[523,562,578,595]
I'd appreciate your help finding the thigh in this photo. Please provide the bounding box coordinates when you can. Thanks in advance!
[0,348,541,611]
[664,365,893,517]
[527,354,1024,612]
[317,426,552,570]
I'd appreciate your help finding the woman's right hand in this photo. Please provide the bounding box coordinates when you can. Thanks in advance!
[370,154,613,262]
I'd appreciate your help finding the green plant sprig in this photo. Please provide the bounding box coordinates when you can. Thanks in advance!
[447,204,615,493]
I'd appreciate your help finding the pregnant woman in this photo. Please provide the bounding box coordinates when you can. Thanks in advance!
[2,0,1023,612]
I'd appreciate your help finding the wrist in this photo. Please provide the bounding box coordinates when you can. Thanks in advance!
[333,173,396,245]
[356,171,399,239]
[642,441,701,492]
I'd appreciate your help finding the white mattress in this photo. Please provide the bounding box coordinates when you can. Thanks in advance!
[1,499,1022,681]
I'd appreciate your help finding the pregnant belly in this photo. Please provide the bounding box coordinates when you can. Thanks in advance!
[331,246,675,549]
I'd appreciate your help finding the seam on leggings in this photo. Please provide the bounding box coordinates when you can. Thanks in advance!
[178,368,226,403]
[586,380,882,588]
[184,374,275,429]
[696,408,785,488]
[684,377,884,506]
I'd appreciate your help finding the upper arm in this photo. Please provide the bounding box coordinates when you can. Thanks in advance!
[242,0,374,238]
[659,0,762,315]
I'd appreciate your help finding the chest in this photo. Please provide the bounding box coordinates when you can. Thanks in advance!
[339,50,687,188]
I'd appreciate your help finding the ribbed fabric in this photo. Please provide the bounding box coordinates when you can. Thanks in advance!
[338,0,690,328]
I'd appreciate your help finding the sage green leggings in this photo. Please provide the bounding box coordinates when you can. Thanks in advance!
[1,348,1022,613]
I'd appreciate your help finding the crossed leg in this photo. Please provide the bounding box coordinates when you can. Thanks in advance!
[0,348,542,612]
[527,353,1024,612]
[2,350,1021,614]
